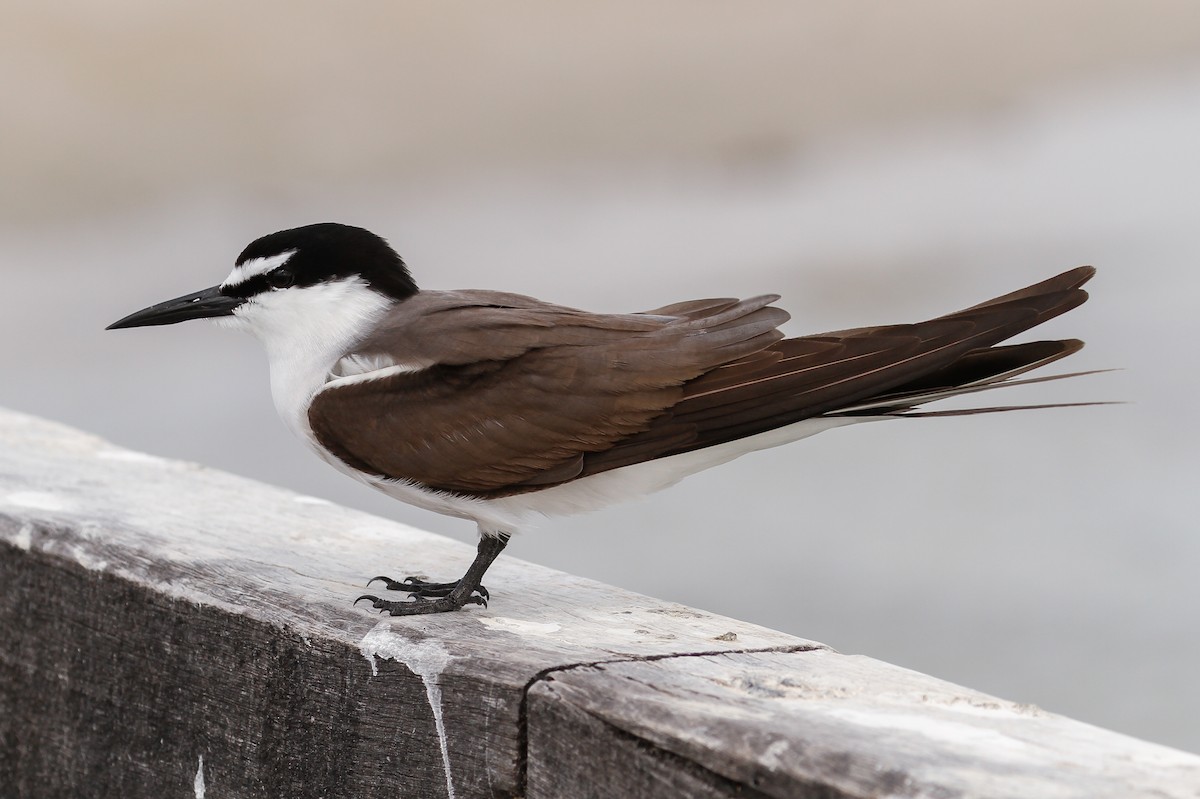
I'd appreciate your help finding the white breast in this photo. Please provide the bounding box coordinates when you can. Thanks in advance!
[214,278,513,529]
[215,276,393,439]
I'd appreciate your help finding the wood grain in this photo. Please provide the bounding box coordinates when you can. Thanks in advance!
[529,652,1200,798]
[1,407,1197,798]
[0,409,812,797]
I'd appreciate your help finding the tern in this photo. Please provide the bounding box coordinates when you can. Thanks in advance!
[108,222,1100,616]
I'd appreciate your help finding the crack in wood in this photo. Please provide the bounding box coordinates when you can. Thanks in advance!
[514,643,826,795]
[540,702,784,799]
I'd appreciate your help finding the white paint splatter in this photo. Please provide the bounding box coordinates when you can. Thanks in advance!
[193,755,205,798]
[825,708,1030,758]
[760,739,790,769]
[5,523,34,551]
[477,617,561,636]
[360,621,456,799]
[3,491,72,512]
[65,547,108,572]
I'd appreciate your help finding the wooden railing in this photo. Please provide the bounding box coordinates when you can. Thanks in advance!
[1,407,1197,798]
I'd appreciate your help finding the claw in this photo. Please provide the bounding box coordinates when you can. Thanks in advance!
[366,576,398,589]
[354,594,382,607]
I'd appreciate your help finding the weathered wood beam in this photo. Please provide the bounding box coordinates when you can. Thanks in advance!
[0,407,1196,798]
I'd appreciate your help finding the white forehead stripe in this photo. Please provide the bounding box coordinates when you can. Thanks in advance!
[221,249,298,289]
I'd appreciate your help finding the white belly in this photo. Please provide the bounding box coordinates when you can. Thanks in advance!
[308,414,879,537]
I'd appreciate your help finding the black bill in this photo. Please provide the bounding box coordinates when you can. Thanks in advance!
[106,286,244,330]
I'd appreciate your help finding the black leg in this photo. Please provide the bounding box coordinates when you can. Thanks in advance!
[355,533,510,616]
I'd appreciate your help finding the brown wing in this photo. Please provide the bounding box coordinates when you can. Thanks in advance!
[310,268,1093,496]
[307,291,789,493]
[575,266,1095,476]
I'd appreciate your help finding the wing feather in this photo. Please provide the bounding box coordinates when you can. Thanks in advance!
[308,291,788,493]
[308,268,1095,497]
[573,267,1094,478]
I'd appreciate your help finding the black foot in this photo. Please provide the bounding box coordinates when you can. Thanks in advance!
[365,575,489,602]
[355,590,486,616]
[354,534,510,617]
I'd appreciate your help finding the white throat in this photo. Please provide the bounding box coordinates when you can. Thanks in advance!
[216,277,394,437]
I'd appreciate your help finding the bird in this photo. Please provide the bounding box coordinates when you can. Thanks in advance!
[108,222,1102,616]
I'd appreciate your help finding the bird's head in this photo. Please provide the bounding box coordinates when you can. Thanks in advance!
[106,223,418,340]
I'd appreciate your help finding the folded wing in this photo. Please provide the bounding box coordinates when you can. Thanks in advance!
[307,290,788,493]
[308,267,1094,497]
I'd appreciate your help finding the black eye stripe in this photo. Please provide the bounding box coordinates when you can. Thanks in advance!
[221,275,271,299]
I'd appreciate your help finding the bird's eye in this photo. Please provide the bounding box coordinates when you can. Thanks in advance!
[267,268,295,289]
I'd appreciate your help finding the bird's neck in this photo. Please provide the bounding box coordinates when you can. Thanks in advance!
[238,279,397,438]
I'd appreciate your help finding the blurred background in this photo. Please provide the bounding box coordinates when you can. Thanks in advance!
[3,1,1198,752]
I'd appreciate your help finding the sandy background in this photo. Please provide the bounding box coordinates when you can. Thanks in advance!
[3,3,1199,752]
